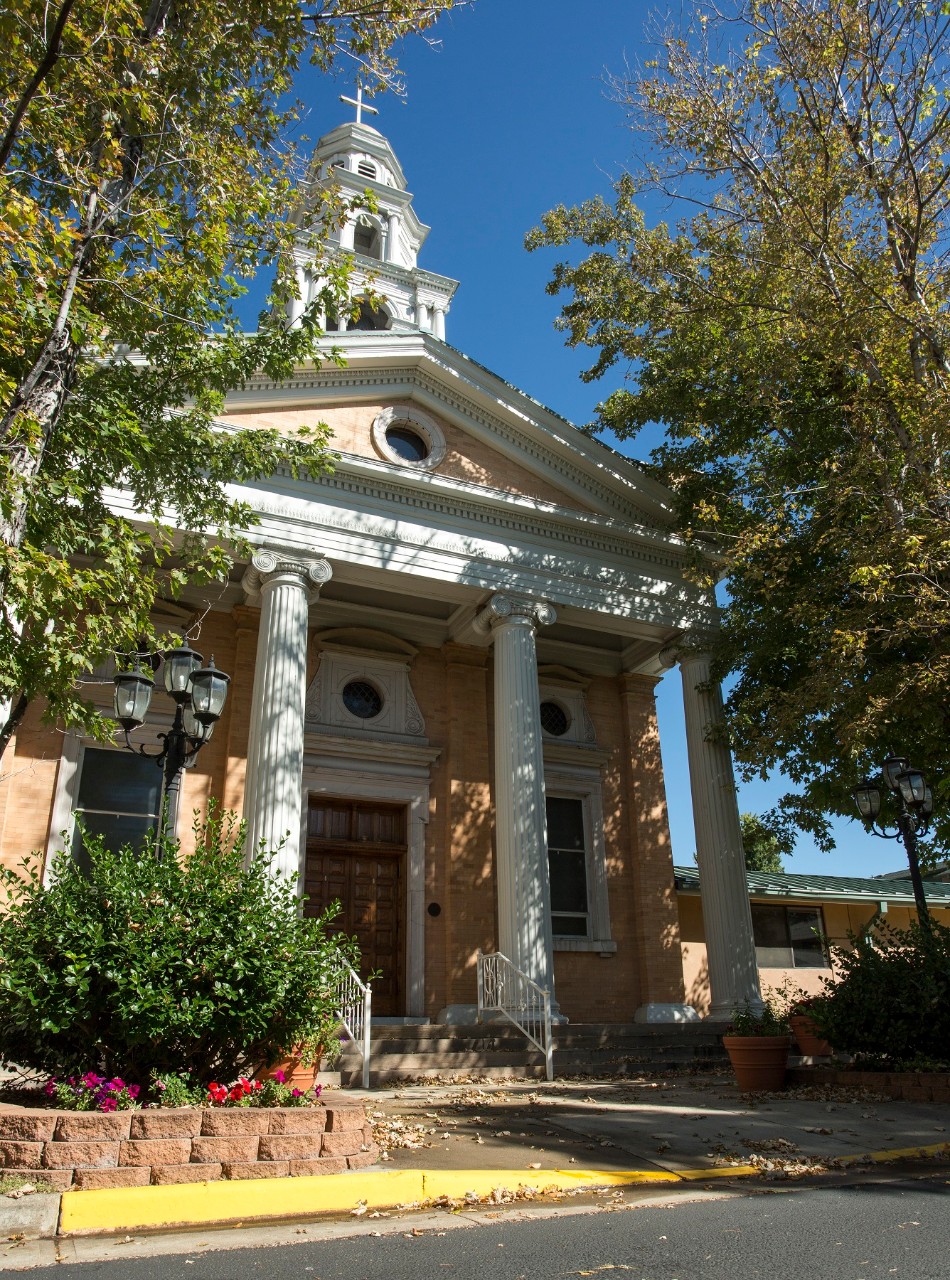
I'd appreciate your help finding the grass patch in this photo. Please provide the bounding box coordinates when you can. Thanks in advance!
[0,1174,57,1195]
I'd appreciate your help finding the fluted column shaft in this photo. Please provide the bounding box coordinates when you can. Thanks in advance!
[678,647,762,1019]
[241,551,331,880]
[477,594,558,1004]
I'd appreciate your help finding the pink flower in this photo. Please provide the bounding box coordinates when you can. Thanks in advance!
[44,1080,56,1097]
[314,1084,321,1098]
[98,1097,118,1112]
[274,1070,286,1084]
[106,1078,125,1092]
[127,1085,140,1100]
[291,1088,302,1098]
[81,1071,104,1089]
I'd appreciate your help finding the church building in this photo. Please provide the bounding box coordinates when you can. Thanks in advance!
[0,114,764,1028]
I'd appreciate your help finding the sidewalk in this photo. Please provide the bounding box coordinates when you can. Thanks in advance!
[4,1067,949,1261]
[354,1068,950,1179]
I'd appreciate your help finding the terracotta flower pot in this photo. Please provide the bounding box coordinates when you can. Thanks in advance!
[255,1046,325,1090]
[789,1014,832,1057]
[722,1034,791,1091]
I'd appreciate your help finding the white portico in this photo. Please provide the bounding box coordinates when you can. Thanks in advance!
[213,112,762,1026]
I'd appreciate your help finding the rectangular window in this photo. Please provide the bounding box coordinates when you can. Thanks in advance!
[72,747,163,869]
[546,796,589,938]
[751,904,828,968]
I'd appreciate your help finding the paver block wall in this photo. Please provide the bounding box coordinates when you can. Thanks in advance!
[787,1067,950,1104]
[0,1103,377,1190]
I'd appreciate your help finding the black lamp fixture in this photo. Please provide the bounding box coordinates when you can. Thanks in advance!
[852,753,935,927]
[114,646,231,858]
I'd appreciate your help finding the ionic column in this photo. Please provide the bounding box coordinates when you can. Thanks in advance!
[668,638,762,1020]
[433,306,446,341]
[475,593,560,1012]
[241,551,332,880]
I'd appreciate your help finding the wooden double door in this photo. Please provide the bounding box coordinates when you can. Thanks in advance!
[303,798,407,1016]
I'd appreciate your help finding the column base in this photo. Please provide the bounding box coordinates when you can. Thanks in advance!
[438,1004,480,1024]
[705,997,765,1023]
[438,1003,569,1026]
[634,1003,701,1024]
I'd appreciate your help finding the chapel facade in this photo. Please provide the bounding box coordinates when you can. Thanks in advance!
[0,118,763,1026]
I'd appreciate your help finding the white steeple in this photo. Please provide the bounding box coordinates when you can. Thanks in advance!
[286,113,458,340]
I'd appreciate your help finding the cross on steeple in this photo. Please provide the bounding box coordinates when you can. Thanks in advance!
[340,85,379,126]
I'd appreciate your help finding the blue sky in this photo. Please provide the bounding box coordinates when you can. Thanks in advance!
[245,0,904,878]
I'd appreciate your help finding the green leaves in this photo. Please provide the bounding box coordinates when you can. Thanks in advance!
[0,0,459,747]
[0,807,357,1081]
[529,0,950,853]
[812,921,950,1064]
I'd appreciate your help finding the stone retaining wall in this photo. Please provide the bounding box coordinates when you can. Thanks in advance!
[787,1066,950,1103]
[0,1102,377,1190]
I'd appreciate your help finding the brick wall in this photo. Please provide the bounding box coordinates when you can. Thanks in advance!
[0,1102,376,1191]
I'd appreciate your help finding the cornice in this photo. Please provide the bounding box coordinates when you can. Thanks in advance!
[273,459,692,576]
[331,257,459,298]
[303,731,441,770]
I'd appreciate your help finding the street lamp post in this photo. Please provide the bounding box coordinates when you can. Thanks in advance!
[853,754,935,929]
[113,646,231,858]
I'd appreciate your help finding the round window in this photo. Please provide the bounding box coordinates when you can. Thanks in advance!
[385,425,430,463]
[539,700,570,737]
[342,680,383,720]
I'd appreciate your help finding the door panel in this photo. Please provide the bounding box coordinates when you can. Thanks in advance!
[304,799,406,1016]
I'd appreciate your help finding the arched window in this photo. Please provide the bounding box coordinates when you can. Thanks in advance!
[354,221,382,260]
[347,298,391,331]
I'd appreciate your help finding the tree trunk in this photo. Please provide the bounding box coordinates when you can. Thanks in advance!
[0,328,79,547]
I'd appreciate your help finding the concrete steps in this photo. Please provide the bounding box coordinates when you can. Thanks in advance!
[339,1021,728,1086]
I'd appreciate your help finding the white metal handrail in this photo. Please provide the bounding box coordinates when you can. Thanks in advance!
[476,950,554,1081]
[330,957,372,1089]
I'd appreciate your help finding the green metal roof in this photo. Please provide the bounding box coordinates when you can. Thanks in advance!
[673,865,950,906]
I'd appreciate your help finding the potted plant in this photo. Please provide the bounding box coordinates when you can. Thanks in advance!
[787,993,833,1057]
[723,998,792,1091]
[256,1026,344,1088]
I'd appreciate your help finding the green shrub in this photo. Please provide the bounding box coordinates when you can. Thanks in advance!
[809,920,950,1064]
[727,996,790,1036]
[0,808,356,1082]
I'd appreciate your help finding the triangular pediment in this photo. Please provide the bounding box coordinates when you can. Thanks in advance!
[220,331,676,533]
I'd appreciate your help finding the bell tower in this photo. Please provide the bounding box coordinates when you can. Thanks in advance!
[287,95,458,339]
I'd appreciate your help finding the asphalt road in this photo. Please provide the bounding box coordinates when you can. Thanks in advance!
[18,1174,950,1279]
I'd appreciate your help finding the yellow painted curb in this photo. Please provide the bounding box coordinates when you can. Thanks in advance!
[59,1171,425,1236]
[834,1141,950,1167]
[58,1164,763,1236]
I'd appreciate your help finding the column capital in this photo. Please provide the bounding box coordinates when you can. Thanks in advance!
[658,629,718,670]
[473,593,557,637]
[241,550,332,603]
